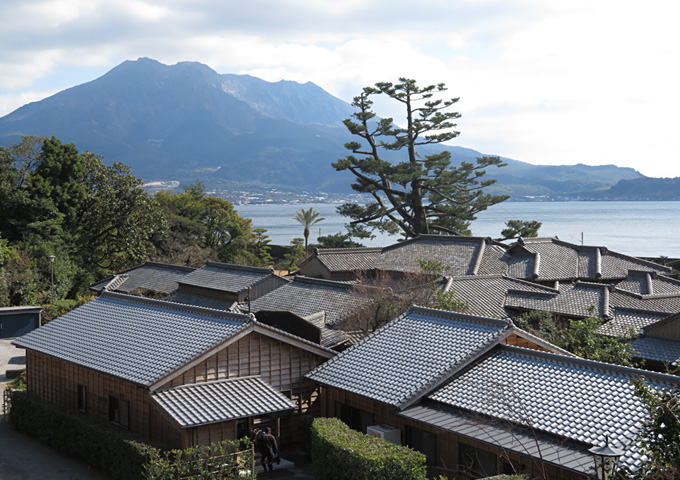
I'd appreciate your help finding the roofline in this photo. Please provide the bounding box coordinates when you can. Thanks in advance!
[509,326,576,357]
[497,344,680,385]
[443,275,559,293]
[399,325,514,409]
[379,234,491,254]
[641,311,680,333]
[148,320,335,392]
[204,261,276,274]
[99,291,252,323]
[88,261,195,290]
[0,306,42,314]
[293,276,357,291]
[398,401,592,477]
[612,285,680,301]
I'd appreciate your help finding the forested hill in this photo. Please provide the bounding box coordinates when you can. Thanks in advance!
[0,57,667,199]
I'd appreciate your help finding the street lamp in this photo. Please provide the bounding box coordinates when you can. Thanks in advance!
[48,255,55,301]
[588,435,624,480]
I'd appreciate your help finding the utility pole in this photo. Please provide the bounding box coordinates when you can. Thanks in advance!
[48,255,55,302]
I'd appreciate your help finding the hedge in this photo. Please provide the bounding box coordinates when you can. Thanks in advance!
[8,390,153,480]
[7,390,255,480]
[310,417,427,480]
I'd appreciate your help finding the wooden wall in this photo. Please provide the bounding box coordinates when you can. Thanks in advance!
[25,330,327,449]
[322,387,589,480]
[502,333,554,352]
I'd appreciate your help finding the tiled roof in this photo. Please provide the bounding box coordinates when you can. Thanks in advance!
[303,247,382,272]
[178,262,285,294]
[504,281,610,319]
[597,307,670,336]
[152,376,297,427]
[89,262,195,294]
[631,336,680,365]
[375,235,494,276]
[475,244,510,275]
[166,292,238,311]
[249,277,371,327]
[609,288,680,314]
[302,311,350,348]
[13,292,249,386]
[400,401,595,476]
[429,345,680,472]
[443,275,554,319]
[306,306,511,407]
[504,237,671,281]
[616,270,680,296]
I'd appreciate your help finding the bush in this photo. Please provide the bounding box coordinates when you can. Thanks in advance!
[7,390,255,480]
[8,390,155,480]
[310,417,427,480]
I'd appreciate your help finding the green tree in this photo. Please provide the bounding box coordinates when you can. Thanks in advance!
[499,220,542,241]
[628,380,680,479]
[315,232,365,249]
[154,183,258,266]
[333,78,509,238]
[293,207,325,252]
[253,228,273,267]
[283,238,305,273]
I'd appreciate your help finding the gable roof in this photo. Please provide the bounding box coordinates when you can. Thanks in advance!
[429,345,680,473]
[300,247,382,273]
[14,292,249,387]
[597,307,671,336]
[504,237,671,282]
[248,276,371,327]
[178,262,287,295]
[152,376,297,427]
[306,306,513,408]
[616,270,680,296]
[504,281,611,319]
[89,262,195,294]
[443,275,556,319]
[376,235,498,276]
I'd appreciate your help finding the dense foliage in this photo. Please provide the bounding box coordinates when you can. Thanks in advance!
[513,310,638,366]
[0,138,273,308]
[0,136,161,304]
[626,381,680,479]
[333,78,509,239]
[310,417,427,480]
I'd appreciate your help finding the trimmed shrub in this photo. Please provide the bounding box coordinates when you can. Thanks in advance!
[9,390,155,480]
[311,417,427,480]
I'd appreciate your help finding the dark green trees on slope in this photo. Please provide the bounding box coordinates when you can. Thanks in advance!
[0,137,269,307]
[333,78,509,239]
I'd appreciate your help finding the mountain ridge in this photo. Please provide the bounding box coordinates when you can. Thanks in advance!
[0,58,665,198]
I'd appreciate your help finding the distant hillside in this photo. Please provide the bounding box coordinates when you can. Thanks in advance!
[0,58,654,198]
[599,177,680,200]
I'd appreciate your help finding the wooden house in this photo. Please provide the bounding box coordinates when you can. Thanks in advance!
[14,292,334,448]
[306,305,680,479]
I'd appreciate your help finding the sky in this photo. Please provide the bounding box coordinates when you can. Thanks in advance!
[1,0,679,178]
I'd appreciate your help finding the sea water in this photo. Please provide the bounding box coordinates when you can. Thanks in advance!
[235,201,680,258]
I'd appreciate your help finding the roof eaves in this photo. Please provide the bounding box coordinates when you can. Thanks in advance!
[397,324,513,410]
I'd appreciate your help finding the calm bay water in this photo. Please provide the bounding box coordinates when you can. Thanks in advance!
[235,201,680,258]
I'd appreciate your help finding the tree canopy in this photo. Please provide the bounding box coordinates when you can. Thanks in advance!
[333,78,509,238]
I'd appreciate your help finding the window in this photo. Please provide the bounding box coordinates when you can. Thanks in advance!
[109,395,130,429]
[405,425,437,464]
[77,385,87,413]
[334,402,374,434]
[459,442,497,477]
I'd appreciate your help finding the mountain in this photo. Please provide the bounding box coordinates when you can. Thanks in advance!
[0,58,648,198]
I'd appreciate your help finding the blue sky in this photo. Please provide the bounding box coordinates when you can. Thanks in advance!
[1,0,679,177]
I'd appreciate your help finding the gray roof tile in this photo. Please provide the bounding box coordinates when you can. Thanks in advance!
[631,337,680,365]
[304,247,382,272]
[90,262,195,294]
[400,401,595,476]
[376,235,493,276]
[306,306,511,407]
[152,376,297,427]
[14,292,249,386]
[504,281,610,318]
[443,275,554,319]
[597,308,670,336]
[249,277,370,327]
[179,262,285,294]
[429,345,680,471]
[616,270,680,296]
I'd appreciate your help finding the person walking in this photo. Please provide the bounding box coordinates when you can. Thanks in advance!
[256,427,279,472]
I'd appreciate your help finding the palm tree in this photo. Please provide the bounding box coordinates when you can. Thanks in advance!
[293,207,325,252]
